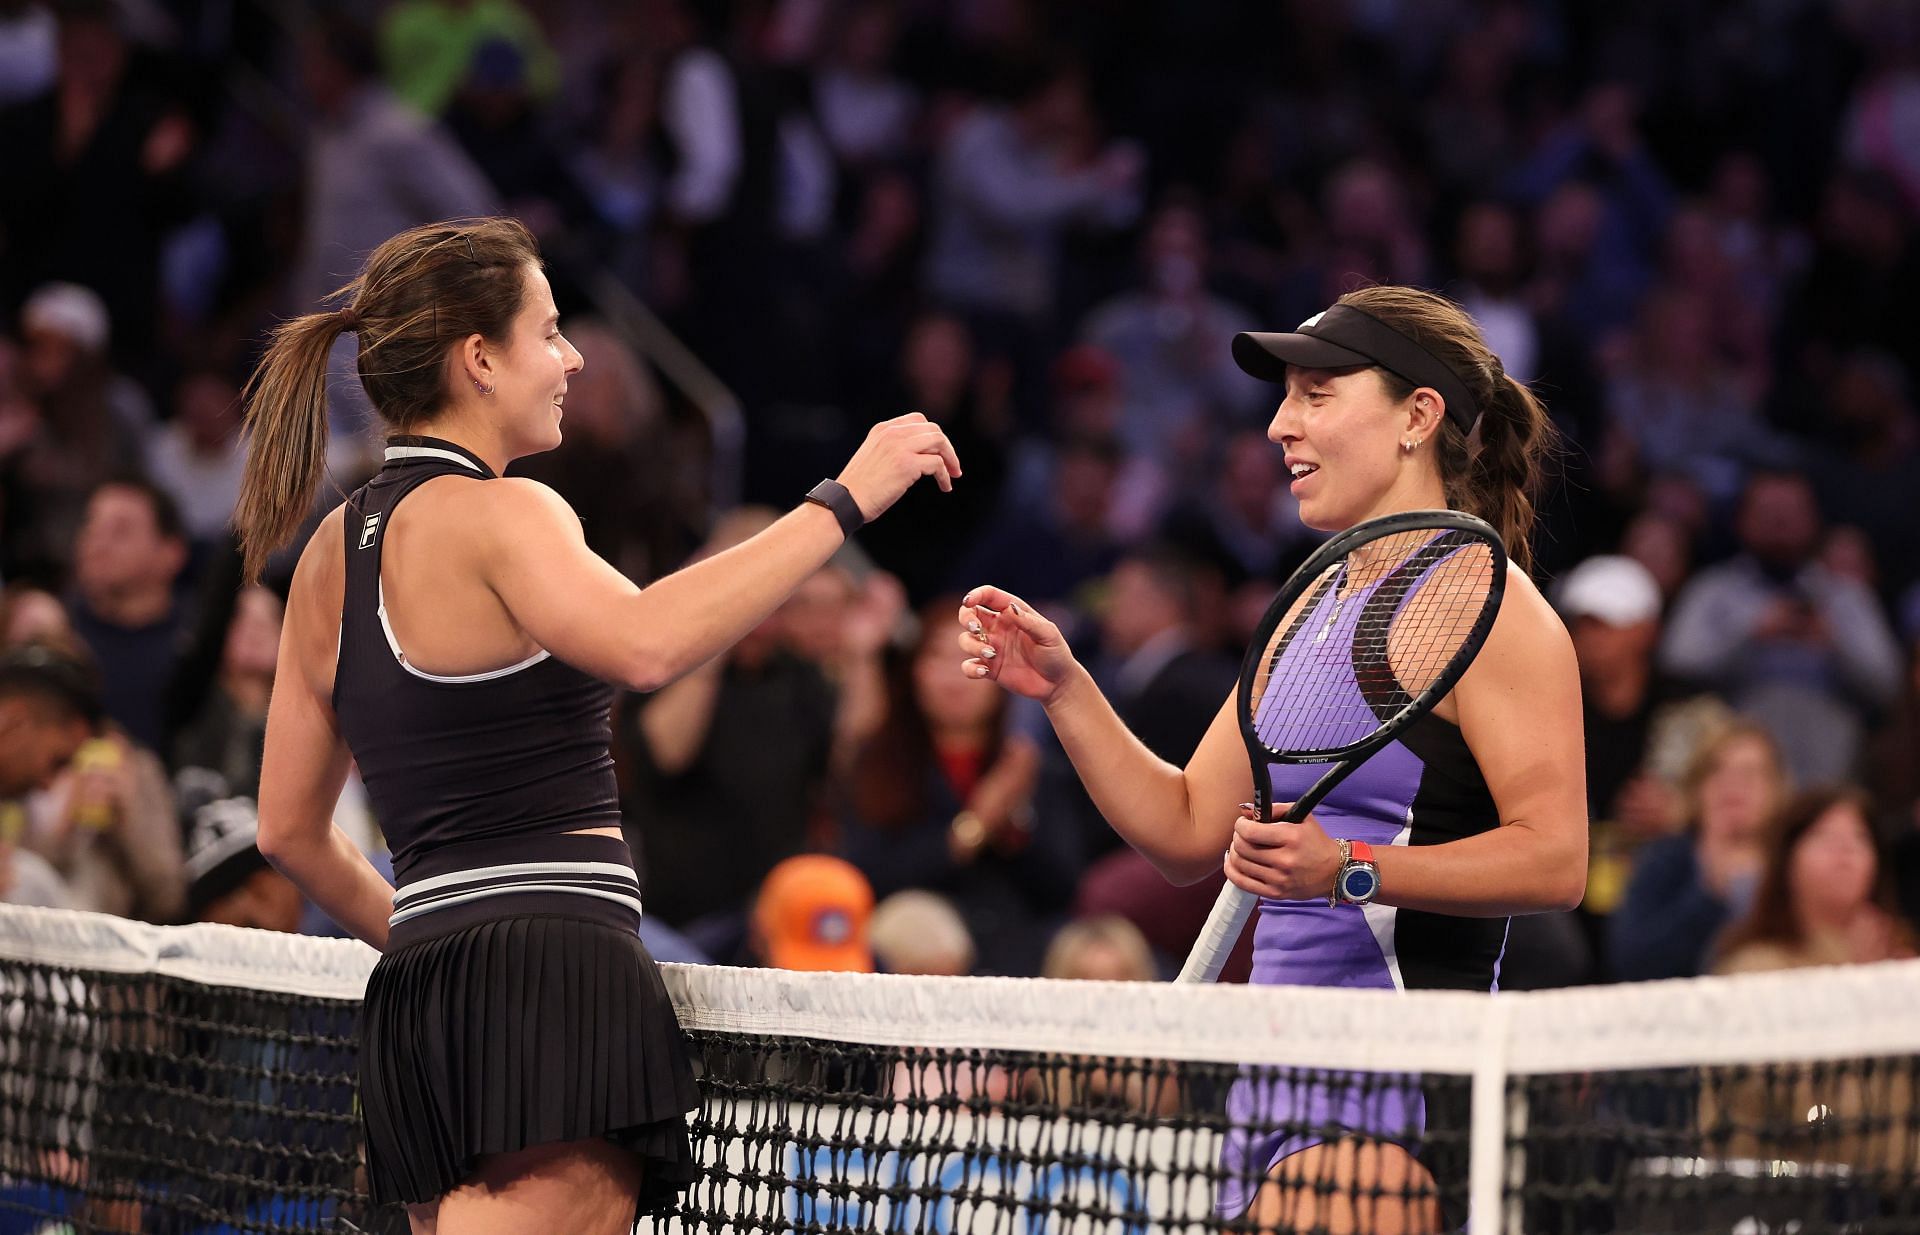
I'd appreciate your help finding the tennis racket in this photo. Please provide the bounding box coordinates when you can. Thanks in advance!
[1175,510,1507,984]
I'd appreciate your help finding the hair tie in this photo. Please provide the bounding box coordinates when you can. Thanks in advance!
[338,307,361,332]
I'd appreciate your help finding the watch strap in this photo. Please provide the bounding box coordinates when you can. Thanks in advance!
[803,479,864,541]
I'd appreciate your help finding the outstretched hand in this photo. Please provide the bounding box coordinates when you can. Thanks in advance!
[836,413,962,522]
[955,586,1078,704]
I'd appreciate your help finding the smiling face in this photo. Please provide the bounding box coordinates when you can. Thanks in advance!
[1267,366,1443,531]
[477,264,584,459]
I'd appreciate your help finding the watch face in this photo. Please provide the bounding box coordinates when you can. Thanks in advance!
[1341,866,1379,903]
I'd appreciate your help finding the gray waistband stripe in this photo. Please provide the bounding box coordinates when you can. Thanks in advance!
[389,859,642,927]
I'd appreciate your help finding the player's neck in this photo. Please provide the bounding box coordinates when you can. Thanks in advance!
[407,412,510,476]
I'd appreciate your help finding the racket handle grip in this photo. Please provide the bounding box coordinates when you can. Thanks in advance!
[1175,880,1257,984]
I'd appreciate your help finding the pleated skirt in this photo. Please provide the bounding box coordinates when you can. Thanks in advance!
[359,857,700,1212]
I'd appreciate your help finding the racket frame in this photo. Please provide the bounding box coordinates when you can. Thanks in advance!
[1178,509,1507,984]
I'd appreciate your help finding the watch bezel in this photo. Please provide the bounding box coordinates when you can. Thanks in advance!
[1338,862,1380,905]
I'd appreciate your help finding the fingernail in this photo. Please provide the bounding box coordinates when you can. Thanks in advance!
[1238,802,1256,813]
[968,620,984,636]
[1008,602,1021,615]
[981,645,997,659]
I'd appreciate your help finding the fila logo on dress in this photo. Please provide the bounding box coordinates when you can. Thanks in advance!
[359,514,381,550]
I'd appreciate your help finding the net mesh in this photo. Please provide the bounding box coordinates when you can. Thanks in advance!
[1,904,1918,1234]
[1250,528,1498,759]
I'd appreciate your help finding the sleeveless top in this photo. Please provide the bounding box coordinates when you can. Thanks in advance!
[332,437,621,885]
[1252,552,1509,994]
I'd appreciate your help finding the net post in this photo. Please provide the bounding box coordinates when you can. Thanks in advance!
[1467,994,1514,1233]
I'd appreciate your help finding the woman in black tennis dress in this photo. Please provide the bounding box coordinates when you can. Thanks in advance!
[236,216,959,1234]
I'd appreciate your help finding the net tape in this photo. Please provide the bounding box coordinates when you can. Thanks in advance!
[1,906,1918,1234]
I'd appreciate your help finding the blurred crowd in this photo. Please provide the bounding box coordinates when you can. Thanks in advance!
[2,0,1920,992]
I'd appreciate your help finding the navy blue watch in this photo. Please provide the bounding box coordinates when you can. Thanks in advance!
[1332,838,1380,906]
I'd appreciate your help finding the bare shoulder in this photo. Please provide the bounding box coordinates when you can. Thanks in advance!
[1482,564,1573,668]
[435,475,585,549]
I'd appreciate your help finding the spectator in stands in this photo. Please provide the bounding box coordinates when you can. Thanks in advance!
[292,15,500,309]
[0,584,74,650]
[170,584,278,798]
[858,313,1012,606]
[3,283,152,577]
[1558,555,1683,825]
[1807,349,1920,601]
[379,0,559,119]
[1048,546,1237,866]
[626,510,838,939]
[1080,197,1264,466]
[1507,80,1674,343]
[869,889,975,977]
[0,645,96,910]
[924,61,1143,332]
[1449,201,1539,384]
[1601,285,1767,507]
[146,366,246,551]
[1608,722,1787,981]
[777,558,901,777]
[1699,789,1918,1177]
[952,433,1125,610]
[1714,787,1915,974]
[66,477,189,754]
[749,854,874,973]
[179,775,300,933]
[1661,469,1902,785]
[841,600,1075,976]
[0,0,196,378]
[1042,915,1158,983]
[812,0,918,167]
[1160,427,1319,607]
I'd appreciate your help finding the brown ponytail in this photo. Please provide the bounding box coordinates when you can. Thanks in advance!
[1335,285,1559,573]
[232,216,543,580]
[233,310,351,580]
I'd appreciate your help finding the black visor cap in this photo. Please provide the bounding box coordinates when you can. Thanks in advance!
[1232,303,1481,432]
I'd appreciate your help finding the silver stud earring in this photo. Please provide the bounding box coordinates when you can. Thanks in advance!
[1402,439,1418,453]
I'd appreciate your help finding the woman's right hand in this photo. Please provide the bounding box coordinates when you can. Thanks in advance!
[956,586,1078,704]
[836,412,962,522]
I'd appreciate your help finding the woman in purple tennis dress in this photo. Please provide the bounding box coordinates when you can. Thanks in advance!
[959,286,1587,1233]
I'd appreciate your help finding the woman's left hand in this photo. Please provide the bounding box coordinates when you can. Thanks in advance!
[1223,802,1345,901]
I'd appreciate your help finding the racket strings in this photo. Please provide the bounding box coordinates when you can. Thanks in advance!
[1251,530,1497,756]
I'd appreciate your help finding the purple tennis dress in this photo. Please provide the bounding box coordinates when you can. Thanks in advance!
[1216,559,1507,1219]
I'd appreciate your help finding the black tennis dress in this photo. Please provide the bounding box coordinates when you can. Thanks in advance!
[334,436,698,1212]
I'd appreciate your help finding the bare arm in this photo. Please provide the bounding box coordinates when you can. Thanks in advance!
[253,515,399,949]
[957,588,1251,883]
[482,415,960,692]
[636,658,724,775]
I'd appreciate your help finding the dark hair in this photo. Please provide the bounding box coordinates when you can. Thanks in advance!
[1713,786,1916,963]
[1116,542,1201,613]
[0,644,103,727]
[847,600,1007,829]
[1336,286,1558,573]
[234,217,542,579]
[90,474,186,544]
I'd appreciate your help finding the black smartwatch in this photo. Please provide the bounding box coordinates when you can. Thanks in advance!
[803,479,864,541]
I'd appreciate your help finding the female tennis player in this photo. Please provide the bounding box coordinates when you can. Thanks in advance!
[237,217,959,1235]
[959,286,1586,1233]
